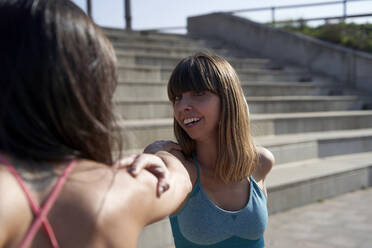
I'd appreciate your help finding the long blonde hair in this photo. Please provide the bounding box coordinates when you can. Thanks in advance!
[168,53,258,183]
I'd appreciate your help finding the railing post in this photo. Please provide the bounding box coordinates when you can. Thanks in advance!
[87,0,92,18]
[343,0,347,22]
[125,0,132,30]
[299,18,306,29]
[271,7,276,25]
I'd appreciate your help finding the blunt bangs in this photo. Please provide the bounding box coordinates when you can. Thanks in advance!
[168,54,220,102]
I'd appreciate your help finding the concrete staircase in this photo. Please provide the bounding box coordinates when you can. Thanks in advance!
[103,28,372,248]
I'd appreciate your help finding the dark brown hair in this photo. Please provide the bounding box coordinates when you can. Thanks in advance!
[168,53,257,183]
[0,0,121,164]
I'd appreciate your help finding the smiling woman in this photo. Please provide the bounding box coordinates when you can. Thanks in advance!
[144,52,275,248]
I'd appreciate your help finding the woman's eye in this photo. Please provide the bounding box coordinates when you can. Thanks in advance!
[195,91,205,96]
[174,95,181,101]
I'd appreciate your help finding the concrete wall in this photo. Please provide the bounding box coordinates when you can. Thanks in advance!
[187,13,372,92]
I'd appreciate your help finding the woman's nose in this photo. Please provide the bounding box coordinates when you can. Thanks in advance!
[175,97,192,112]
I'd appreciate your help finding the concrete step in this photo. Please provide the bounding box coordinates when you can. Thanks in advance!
[252,110,372,135]
[114,81,338,100]
[120,118,174,151]
[267,152,372,214]
[109,36,204,49]
[104,28,194,45]
[230,57,273,70]
[115,52,183,67]
[255,128,372,164]
[118,111,372,150]
[114,96,363,119]
[247,95,362,113]
[115,51,270,69]
[116,50,196,62]
[137,152,372,248]
[117,65,310,82]
[241,82,338,97]
[112,42,209,56]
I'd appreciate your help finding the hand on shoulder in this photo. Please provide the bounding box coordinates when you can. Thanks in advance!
[143,140,197,185]
[114,153,171,197]
[113,151,192,226]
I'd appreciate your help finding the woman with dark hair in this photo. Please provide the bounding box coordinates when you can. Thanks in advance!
[0,0,191,247]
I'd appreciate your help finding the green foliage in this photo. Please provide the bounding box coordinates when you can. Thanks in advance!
[281,22,372,53]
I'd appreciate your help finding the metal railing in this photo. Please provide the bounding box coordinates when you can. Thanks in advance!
[226,0,372,25]
[274,12,372,25]
[85,0,372,31]
[141,0,372,32]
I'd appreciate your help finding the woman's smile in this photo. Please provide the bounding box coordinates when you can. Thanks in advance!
[183,117,202,127]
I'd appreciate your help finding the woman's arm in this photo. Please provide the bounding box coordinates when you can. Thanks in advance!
[117,152,192,226]
[113,141,196,226]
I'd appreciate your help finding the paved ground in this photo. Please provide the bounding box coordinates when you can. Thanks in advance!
[265,187,372,248]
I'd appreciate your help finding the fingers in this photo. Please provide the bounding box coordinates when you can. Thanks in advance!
[113,154,138,170]
[114,154,147,176]
[115,154,171,197]
[132,154,170,197]
[145,164,170,197]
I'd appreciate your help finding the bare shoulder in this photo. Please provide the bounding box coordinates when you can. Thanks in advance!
[252,147,275,183]
[61,160,160,245]
[53,161,145,247]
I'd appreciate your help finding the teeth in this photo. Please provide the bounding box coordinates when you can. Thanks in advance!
[184,117,200,125]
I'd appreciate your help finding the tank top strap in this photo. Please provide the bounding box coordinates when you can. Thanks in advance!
[170,152,201,217]
[0,155,77,248]
[249,175,267,200]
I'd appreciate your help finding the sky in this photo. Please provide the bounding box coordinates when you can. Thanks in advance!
[72,0,372,32]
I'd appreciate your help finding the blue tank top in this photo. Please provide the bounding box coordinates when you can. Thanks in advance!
[170,154,268,248]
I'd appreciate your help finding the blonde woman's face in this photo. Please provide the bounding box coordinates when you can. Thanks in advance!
[173,90,220,142]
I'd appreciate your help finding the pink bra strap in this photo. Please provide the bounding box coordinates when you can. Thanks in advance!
[0,156,76,248]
